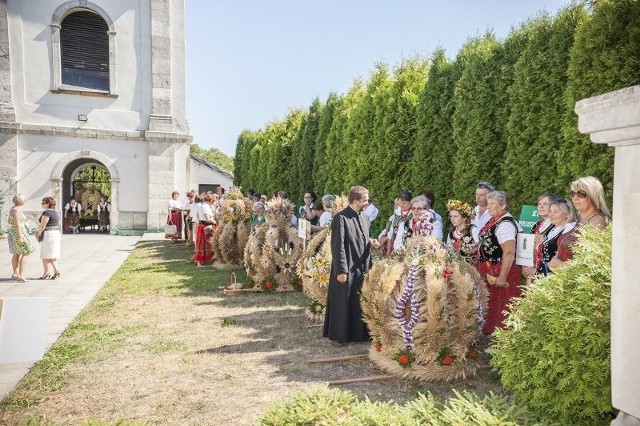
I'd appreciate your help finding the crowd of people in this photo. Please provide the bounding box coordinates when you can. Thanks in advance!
[161,175,611,346]
[322,176,611,345]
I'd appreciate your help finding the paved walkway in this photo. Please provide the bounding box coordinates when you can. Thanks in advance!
[0,233,146,401]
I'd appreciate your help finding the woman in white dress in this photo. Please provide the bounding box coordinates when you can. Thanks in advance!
[36,196,62,279]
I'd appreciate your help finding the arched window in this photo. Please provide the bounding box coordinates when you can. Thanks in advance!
[60,11,109,91]
[51,2,116,94]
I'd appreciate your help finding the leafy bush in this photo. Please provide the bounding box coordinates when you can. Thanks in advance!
[489,225,613,424]
[260,386,545,425]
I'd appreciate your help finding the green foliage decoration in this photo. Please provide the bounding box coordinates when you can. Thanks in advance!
[489,225,613,424]
[260,386,546,425]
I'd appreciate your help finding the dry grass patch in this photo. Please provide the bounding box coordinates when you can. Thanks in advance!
[0,241,504,425]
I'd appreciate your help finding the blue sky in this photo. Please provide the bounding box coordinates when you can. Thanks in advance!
[185,0,569,157]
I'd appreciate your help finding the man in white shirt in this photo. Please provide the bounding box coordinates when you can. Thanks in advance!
[472,181,495,240]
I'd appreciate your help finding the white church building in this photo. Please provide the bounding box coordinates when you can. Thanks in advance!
[0,0,232,234]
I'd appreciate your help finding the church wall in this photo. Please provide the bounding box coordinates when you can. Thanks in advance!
[7,0,153,130]
[17,134,148,216]
[9,0,151,130]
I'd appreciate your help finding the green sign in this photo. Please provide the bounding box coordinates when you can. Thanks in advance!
[518,205,539,234]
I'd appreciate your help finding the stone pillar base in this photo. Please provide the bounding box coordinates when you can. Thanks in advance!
[612,411,640,426]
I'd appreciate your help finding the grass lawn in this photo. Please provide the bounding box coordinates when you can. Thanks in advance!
[0,240,505,425]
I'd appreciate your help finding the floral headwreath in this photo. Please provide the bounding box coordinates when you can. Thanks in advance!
[446,199,472,217]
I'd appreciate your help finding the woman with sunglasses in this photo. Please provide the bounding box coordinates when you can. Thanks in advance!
[549,176,611,269]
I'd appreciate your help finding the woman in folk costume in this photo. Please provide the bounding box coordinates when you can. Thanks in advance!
[65,196,82,233]
[167,191,183,241]
[477,190,521,334]
[193,193,215,266]
[404,196,442,241]
[548,176,611,270]
[97,196,111,233]
[533,197,576,277]
[521,193,556,282]
[445,199,478,265]
[378,191,412,255]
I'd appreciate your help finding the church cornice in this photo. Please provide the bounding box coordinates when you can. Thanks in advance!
[0,121,191,143]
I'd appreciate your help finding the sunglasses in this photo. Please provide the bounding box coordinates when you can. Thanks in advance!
[477,182,495,191]
[570,190,587,199]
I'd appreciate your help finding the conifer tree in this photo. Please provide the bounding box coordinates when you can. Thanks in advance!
[370,57,428,229]
[561,0,640,196]
[320,82,365,194]
[411,49,462,213]
[503,6,586,210]
[313,93,340,194]
[451,33,503,199]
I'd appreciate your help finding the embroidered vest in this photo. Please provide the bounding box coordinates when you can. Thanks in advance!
[478,216,518,264]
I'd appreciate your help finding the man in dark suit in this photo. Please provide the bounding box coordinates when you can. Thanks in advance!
[323,185,380,346]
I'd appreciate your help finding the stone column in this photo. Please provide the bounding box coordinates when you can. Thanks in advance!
[0,0,17,232]
[109,178,119,234]
[575,85,640,426]
[149,0,173,132]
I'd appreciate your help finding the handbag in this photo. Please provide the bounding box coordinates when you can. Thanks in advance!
[164,222,178,238]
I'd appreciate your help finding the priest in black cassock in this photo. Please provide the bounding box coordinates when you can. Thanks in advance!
[323,185,380,346]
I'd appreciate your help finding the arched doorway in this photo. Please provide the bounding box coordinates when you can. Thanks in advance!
[62,159,111,233]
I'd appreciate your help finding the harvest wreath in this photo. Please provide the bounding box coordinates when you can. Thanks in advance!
[361,237,489,382]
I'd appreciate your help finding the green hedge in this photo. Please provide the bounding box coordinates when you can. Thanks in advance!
[233,2,639,218]
[489,225,613,424]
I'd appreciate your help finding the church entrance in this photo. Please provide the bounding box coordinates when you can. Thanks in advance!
[62,159,112,234]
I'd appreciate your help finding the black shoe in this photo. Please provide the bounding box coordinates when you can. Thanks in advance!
[39,273,52,280]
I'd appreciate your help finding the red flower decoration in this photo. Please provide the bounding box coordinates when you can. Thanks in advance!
[264,281,273,289]
[398,354,410,365]
[442,355,453,365]
[443,266,454,280]
[468,349,478,359]
[374,342,382,352]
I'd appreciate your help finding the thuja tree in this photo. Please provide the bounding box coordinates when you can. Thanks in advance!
[343,63,392,190]
[503,6,587,210]
[410,50,461,214]
[312,93,340,194]
[291,98,322,199]
[451,33,504,199]
[560,0,640,195]
[246,132,264,193]
[233,130,250,186]
[320,81,365,195]
[370,57,428,230]
[490,225,613,424]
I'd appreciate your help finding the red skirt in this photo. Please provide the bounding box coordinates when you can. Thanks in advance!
[476,261,521,334]
[167,210,183,241]
[193,223,214,263]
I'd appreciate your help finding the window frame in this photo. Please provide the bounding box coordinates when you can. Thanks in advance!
[51,1,116,96]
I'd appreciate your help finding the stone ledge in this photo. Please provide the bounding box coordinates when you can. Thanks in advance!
[575,85,640,147]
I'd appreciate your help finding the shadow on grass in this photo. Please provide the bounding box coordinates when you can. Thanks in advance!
[117,240,506,404]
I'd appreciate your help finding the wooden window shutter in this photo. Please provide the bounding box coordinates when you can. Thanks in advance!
[60,11,109,91]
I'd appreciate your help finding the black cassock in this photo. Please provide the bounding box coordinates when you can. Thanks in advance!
[323,205,372,343]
